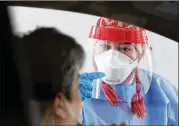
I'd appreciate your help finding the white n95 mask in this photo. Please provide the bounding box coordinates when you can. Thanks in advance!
[94,49,138,85]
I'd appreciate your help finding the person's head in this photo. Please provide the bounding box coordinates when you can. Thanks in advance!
[89,17,149,85]
[19,27,85,125]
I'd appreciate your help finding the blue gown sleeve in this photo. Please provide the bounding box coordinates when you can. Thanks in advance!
[163,81,178,126]
[172,118,178,126]
[154,73,178,126]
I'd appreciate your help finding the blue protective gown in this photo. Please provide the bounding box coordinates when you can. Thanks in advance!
[80,70,178,125]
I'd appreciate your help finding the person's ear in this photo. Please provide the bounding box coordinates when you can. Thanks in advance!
[53,93,67,120]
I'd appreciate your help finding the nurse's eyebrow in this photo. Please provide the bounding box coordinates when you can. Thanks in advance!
[124,42,132,45]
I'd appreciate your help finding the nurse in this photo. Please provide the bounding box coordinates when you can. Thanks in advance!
[78,17,178,125]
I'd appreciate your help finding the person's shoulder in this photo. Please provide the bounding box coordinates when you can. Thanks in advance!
[150,72,178,124]
[139,69,178,95]
[149,72,178,108]
[151,72,178,93]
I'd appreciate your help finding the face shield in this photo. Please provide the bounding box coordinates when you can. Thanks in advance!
[88,17,152,118]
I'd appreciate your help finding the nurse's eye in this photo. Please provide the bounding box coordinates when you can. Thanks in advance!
[100,44,106,48]
[100,43,109,49]
[123,47,130,51]
[119,47,131,52]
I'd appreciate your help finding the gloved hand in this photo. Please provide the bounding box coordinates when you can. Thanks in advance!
[78,72,105,101]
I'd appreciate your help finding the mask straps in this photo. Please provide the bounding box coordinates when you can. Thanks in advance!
[64,101,76,120]
[64,101,83,125]
[52,101,78,126]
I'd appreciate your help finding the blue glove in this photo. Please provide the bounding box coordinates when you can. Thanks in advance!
[78,72,106,101]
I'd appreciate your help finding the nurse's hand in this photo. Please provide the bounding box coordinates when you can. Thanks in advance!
[78,72,105,101]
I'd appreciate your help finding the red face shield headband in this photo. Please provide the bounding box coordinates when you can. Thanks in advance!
[89,26,147,44]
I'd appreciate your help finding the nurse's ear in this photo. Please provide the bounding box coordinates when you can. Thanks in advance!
[53,93,68,120]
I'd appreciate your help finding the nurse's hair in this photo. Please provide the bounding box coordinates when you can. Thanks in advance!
[19,27,85,101]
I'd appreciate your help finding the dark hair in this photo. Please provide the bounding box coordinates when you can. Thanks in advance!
[19,27,85,101]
